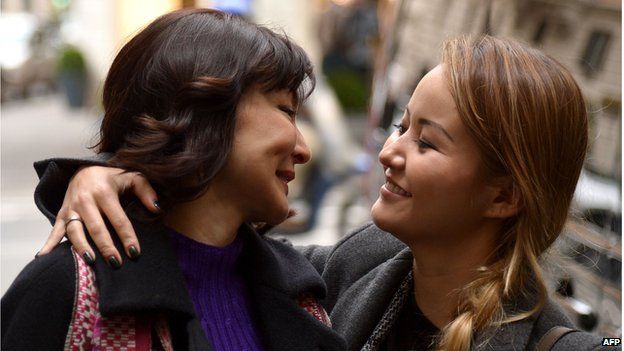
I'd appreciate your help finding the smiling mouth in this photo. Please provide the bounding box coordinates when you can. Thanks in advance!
[384,180,412,197]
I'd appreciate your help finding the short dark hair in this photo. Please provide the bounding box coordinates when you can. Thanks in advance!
[98,8,315,208]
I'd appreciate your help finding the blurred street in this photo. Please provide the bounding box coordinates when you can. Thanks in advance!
[1,95,98,293]
[0,94,372,295]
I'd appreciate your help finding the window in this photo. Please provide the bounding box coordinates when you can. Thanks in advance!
[580,31,611,76]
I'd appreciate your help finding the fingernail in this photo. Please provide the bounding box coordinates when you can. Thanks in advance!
[108,256,121,269]
[35,251,40,258]
[128,245,140,259]
[153,200,161,211]
[83,252,95,265]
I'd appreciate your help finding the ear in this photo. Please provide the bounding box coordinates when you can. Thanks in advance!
[482,178,521,219]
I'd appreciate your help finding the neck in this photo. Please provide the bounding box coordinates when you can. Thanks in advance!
[165,188,243,247]
[409,225,498,329]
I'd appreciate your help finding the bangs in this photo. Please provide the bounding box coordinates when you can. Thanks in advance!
[249,28,316,106]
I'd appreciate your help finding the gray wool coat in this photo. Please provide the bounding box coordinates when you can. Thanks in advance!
[299,223,616,351]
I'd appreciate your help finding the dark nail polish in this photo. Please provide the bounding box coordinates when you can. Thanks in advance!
[128,245,140,259]
[108,256,121,269]
[83,252,95,265]
[153,200,161,210]
[35,251,40,258]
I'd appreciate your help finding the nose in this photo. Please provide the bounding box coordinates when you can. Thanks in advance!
[378,135,405,170]
[293,128,311,164]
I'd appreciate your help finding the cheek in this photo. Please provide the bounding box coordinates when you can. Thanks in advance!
[434,167,486,213]
[405,157,481,205]
[405,156,448,188]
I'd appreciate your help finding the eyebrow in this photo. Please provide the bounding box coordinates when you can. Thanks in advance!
[406,107,455,142]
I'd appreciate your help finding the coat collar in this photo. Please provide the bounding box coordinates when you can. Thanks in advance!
[93,216,197,318]
[333,245,542,351]
[93,213,345,351]
[472,316,537,351]
[330,247,413,350]
[93,218,330,315]
[240,224,328,298]
[239,224,346,350]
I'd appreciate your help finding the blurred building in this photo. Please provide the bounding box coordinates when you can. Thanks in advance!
[0,0,337,97]
[1,0,55,17]
[1,0,183,104]
[380,0,621,181]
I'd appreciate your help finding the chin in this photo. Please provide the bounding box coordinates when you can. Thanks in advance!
[371,215,393,234]
[371,201,404,240]
[262,203,290,225]
[371,201,391,231]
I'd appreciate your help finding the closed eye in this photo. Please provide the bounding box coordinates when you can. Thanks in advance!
[279,105,296,119]
[416,138,437,151]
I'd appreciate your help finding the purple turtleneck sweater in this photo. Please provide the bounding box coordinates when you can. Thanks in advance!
[168,229,264,351]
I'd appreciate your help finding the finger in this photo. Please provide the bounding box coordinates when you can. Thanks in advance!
[38,188,73,256]
[78,202,123,269]
[127,173,160,213]
[37,217,68,256]
[99,194,141,259]
[64,217,96,265]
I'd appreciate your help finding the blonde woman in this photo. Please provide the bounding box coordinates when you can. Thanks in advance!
[27,36,613,350]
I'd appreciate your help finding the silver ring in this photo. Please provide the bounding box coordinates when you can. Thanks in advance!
[65,216,84,231]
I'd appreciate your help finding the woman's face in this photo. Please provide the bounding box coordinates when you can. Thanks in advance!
[371,65,494,244]
[210,88,310,224]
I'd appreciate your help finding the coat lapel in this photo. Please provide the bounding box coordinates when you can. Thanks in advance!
[330,247,413,351]
[94,218,196,318]
[240,224,347,351]
[473,315,536,350]
[92,215,214,351]
[472,291,542,351]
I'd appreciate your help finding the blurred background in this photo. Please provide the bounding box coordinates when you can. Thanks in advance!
[1,0,621,337]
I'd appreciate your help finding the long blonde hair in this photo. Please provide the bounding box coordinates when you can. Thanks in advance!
[437,35,588,350]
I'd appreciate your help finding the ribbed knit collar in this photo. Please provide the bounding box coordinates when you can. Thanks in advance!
[167,228,244,276]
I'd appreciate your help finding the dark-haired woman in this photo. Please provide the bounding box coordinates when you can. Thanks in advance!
[1,8,345,351]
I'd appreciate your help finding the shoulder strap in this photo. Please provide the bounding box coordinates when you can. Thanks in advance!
[534,326,577,351]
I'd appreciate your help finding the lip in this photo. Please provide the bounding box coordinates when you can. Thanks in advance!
[276,170,295,182]
[380,177,412,199]
[276,170,295,195]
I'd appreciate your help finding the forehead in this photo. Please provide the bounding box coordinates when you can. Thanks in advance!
[407,65,458,122]
[265,89,296,102]
[245,86,296,103]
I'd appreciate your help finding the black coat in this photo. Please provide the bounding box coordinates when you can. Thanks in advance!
[1,158,346,351]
